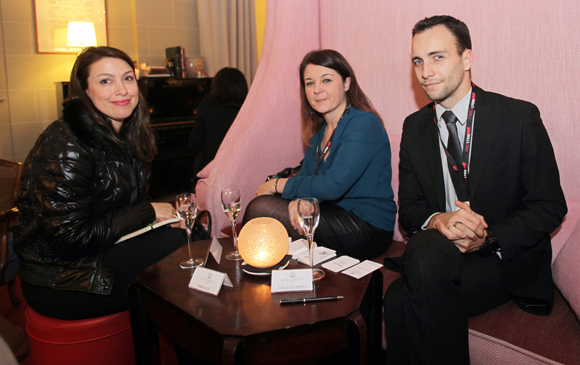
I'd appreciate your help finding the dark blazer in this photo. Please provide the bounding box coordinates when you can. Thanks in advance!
[398,85,567,314]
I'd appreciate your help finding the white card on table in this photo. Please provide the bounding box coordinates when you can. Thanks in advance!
[322,256,360,273]
[271,269,313,293]
[209,236,223,264]
[188,267,232,296]
[342,260,383,279]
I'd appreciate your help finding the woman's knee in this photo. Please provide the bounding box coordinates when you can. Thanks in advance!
[243,195,281,223]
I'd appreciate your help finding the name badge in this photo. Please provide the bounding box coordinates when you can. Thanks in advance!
[271,269,313,293]
[188,267,233,296]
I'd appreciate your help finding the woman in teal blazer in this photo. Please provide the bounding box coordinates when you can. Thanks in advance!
[244,49,396,260]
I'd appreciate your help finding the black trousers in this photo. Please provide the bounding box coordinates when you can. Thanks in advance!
[243,195,393,260]
[383,229,511,365]
[22,227,187,320]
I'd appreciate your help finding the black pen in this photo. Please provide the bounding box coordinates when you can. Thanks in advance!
[280,296,344,305]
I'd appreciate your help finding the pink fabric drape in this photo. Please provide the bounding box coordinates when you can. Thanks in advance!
[198,0,580,254]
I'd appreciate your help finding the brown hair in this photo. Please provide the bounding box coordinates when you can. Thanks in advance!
[67,46,156,162]
[412,15,472,56]
[299,49,383,147]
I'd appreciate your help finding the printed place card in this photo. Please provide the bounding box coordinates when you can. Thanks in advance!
[322,256,360,273]
[271,269,313,293]
[188,267,232,296]
[342,260,383,279]
[209,236,223,264]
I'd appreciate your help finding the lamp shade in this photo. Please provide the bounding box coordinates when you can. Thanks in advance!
[238,218,289,268]
[67,22,97,47]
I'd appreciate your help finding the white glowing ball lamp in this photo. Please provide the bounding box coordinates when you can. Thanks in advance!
[238,217,289,268]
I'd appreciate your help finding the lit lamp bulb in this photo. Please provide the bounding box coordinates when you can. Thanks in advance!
[67,22,97,49]
[238,218,289,268]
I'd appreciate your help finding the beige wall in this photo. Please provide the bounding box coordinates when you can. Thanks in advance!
[135,0,201,66]
[0,0,200,162]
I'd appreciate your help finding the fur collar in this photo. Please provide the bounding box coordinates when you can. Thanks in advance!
[61,98,126,158]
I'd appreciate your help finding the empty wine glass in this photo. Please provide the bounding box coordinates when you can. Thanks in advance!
[297,197,324,281]
[221,188,242,261]
[176,193,204,269]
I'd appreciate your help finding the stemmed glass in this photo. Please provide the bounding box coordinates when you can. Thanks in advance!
[297,197,324,281]
[221,188,243,261]
[176,193,204,269]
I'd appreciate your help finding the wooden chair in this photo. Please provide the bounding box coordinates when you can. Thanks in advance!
[0,158,22,308]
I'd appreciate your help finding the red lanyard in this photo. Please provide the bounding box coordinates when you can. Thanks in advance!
[314,104,350,175]
[433,86,476,196]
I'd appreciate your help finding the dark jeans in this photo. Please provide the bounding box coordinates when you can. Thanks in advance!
[243,195,393,260]
[22,227,187,320]
[383,229,511,365]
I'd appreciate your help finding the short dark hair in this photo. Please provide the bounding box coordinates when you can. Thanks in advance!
[413,15,472,55]
[207,67,248,107]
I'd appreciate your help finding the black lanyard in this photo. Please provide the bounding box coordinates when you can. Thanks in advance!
[433,85,476,198]
[314,104,350,175]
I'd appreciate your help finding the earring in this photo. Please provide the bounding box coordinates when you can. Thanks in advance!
[310,110,314,121]
[345,94,351,114]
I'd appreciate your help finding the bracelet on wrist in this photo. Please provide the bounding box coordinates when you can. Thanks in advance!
[274,177,280,194]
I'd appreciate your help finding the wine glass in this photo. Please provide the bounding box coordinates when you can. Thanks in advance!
[221,188,243,261]
[176,193,204,269]
[297,197,324,281]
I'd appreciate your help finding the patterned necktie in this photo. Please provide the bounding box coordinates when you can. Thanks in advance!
[442,110,462,167]
[442,110,468,201]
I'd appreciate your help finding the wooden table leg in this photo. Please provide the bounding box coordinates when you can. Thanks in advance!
[347,311,368,365]
[128,283,161,365]
[222,336,243,364]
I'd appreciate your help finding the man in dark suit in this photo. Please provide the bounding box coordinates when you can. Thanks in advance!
[383,15,567,364]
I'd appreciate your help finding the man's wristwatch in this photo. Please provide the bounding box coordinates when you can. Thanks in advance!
[478,229,500,256]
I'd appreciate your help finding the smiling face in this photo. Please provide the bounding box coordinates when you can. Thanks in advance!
[85,57,138,131]
[303,64,350,124]
[411,25,473,109]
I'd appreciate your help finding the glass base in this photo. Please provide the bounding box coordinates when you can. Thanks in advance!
[180,258,204,269]
[226,251,243,261]
[313,268,325,281]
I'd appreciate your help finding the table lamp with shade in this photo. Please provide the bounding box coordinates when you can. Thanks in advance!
[67,21,97,52]
[238,217,289,269]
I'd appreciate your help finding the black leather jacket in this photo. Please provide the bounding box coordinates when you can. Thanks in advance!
[15,99,156,295]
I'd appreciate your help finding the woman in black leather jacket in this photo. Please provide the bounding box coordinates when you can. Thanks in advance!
[15,46,186,320]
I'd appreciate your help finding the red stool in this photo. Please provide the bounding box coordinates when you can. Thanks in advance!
[25,307,136,365]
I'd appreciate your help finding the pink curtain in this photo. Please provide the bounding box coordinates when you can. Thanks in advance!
[198,0,580,253]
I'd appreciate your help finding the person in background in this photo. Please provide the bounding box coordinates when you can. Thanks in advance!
[243,49,397,260]
[188,67,248,188]
[384,15,567,364]
[15,46,186,320]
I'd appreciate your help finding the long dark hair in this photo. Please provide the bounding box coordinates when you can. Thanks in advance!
[207,67,248,107]
[299,49,382,147]
[66,46,156,162]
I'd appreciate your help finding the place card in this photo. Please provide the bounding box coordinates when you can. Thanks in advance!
[188,267,233,296]
[209,236,223,264]
[271,269,313,293]
[296,247,336,265]
[342,260,383,279]
[322,256,360,273]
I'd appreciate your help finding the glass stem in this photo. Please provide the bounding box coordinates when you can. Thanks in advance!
[231,221,238,252]
[308,234,314,271]
[185,219,193,262]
